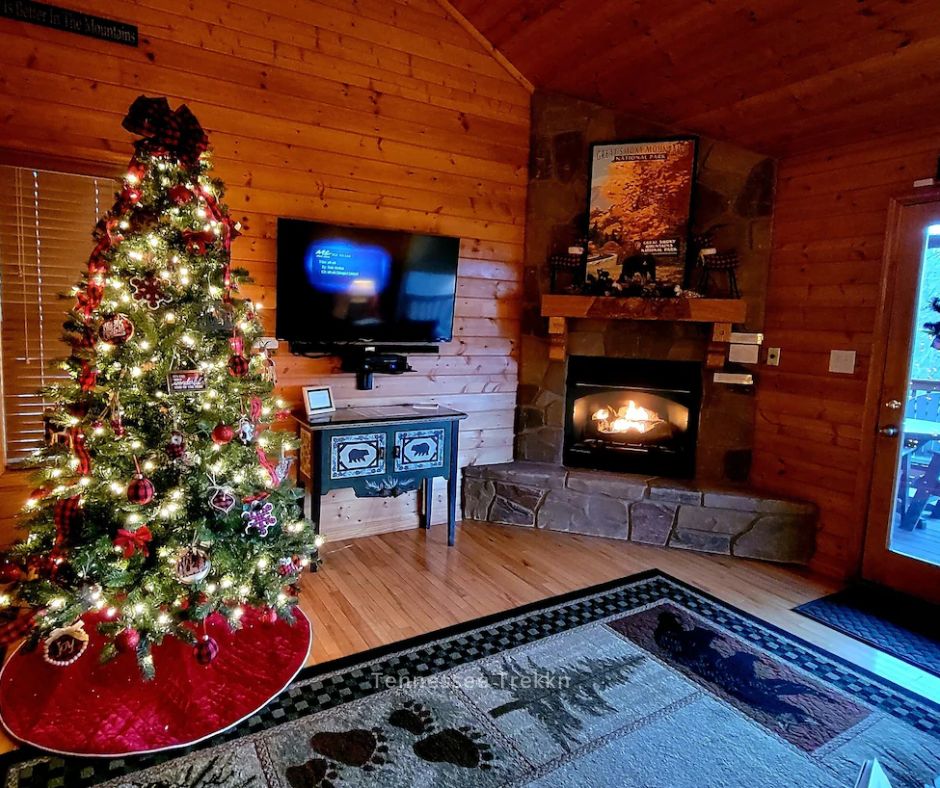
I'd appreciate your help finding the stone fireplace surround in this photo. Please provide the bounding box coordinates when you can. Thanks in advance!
[461,92,817,564]
[462,462,816,565]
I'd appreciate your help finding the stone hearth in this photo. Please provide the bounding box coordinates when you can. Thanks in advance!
[463,462,816,564]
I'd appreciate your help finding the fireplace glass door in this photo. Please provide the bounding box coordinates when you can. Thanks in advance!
[564,357,701,478]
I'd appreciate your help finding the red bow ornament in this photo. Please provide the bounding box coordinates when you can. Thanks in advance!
[168,184,194,205]
[182,228,216,255]
[113,525,152,559]
[78,361,97,392]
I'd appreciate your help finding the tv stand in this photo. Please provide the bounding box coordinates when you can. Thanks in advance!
[342,349,413,390]
[288,342,439,390]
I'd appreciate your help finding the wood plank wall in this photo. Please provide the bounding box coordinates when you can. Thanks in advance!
[0,0,530,540]
[752,126,940,578]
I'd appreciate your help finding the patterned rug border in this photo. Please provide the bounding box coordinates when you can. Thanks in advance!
[1,568,937,787]
[289,569,940,715]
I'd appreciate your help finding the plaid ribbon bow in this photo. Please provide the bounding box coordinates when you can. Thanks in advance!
[121,96,209,168]
[53,495,83,556]
[0,608,42,647]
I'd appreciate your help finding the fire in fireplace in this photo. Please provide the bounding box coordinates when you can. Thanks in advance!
[564,357,701,478]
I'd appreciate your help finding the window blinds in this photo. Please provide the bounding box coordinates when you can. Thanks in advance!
[0,167,117,465]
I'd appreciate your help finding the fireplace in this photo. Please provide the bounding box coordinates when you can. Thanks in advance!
[563,357,701,478]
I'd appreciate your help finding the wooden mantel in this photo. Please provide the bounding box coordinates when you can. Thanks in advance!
[540,295,748,366]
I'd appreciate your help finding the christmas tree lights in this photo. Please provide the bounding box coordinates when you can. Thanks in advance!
[0,96,318,678]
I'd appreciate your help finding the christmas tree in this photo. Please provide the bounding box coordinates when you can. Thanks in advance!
[0,96,318,678]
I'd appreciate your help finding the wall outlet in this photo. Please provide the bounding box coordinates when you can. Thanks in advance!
[766,347,781,366]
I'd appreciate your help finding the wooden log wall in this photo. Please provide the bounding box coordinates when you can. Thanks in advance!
[0,0,530,540]
[752,125,940,578]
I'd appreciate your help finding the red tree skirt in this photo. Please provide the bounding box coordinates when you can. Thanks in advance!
[0,607,311,757]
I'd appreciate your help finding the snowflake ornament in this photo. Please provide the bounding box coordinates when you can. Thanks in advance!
[129,272,171,310]
[242,501,277,537]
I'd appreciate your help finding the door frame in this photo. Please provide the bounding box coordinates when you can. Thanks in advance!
[860,186,940,602]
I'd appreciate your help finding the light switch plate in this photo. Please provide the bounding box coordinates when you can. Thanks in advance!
[766,347,781,366]
[729,343,759,364]
[829,349,856,374]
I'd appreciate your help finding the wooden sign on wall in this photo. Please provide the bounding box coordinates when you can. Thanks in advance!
[1,0,138,46]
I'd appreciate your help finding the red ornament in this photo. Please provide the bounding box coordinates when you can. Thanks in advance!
[277,555,303,577]
[211,423,234,445]
[29,486,50,502]
[78,361,97,392]
[27,554,60,579]
[127,474,155,505]
[167,184,193,205]
[126,161,148,183]
[98,314,134,345]
[209,486,236,514]
[120,185,141,205]
[182,229,216,255]
[111,414,126,436]
[194,635,219,665]
[227,354,250,377]
[0,560,23,583]
[115,628,140,653]
[166,430,186,459]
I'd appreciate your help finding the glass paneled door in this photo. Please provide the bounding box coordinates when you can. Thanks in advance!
[865,193,940,603]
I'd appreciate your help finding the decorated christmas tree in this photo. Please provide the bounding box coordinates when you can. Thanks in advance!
[0,96,318,678]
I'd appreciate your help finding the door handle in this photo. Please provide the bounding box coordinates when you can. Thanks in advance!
[884,399,902,410]
[878,425,900,437]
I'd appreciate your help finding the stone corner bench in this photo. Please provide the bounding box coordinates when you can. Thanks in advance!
[462,462,817,565]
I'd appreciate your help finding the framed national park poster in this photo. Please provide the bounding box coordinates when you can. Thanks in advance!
[587,137,697,289]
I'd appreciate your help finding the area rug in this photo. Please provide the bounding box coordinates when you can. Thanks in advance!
[0,570,938,787]
[795,584,940,679]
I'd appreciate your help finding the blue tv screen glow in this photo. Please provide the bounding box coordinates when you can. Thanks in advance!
[305,239,392,296]
[276,219,460,344]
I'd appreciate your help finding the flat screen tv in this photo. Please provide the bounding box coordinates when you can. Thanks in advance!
[276,218,460,346]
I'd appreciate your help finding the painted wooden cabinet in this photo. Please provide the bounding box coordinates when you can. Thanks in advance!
[295,406,467,555]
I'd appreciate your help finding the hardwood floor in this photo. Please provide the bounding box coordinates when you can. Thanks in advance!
[299,522,940,705]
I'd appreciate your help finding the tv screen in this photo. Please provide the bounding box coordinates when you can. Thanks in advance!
[276,219,460,345]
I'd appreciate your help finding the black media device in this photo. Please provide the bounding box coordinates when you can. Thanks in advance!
[276,218,461,389]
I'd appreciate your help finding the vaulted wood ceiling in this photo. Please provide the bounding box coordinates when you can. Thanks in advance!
[448,0,940,156]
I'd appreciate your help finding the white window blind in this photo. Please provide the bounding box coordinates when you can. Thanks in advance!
[0,166,117,465]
